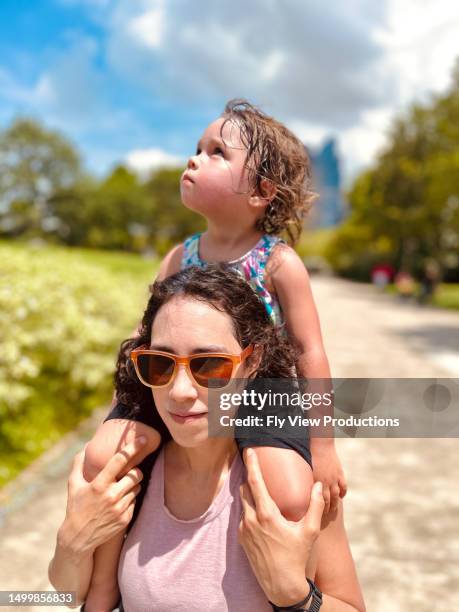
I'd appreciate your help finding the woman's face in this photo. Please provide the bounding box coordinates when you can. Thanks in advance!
[150,296,250,448]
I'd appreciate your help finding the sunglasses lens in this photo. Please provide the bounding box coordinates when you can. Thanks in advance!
[137,354,175,387]
[190,356,234,388]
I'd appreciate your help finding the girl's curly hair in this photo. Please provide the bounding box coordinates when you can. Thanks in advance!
[114,265,298,420]
[221,99,316,245]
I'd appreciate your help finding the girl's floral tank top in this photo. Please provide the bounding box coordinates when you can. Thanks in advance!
[181,233,284,326]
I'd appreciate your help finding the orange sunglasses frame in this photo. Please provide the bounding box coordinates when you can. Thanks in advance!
[130,345,254,389]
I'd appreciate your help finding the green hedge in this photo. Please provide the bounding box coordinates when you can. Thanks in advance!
[0,242,157,486]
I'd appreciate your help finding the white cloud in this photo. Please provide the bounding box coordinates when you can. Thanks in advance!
[127,4,164,49]
[338,107,395,184]
[0,34,146,175]
[377,0,459,104]
[336,0,459,178]
[287,120,330,149]
[61,0,458,178]
[289,108,394,186]
[0,35,144,142]
[104,0,392,129]
[260,50,285,83]
[124,147,184,178]
[4,0,458,181]
[0,66,45,107]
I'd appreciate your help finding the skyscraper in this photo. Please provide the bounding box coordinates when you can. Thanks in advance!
[307,138,346,227]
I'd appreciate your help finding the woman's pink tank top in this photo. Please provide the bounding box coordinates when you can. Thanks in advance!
[118,448,272,612]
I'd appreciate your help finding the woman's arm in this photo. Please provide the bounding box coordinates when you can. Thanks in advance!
[239,449,365,611]
[48,439,146,607]
[238,450,324,607]
[48,527,95,608]
[313,503,366,611]
[48,531,94,608]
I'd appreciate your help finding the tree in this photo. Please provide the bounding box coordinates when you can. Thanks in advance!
[327,58,459,281]
[144,168,205,255]
[0,118,82,238]
[85,166,154,251]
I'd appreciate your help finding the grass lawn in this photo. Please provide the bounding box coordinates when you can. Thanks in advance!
[433,284,459,311]
[3,239,158,282]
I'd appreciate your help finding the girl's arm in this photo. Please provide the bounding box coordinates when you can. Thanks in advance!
[268,245,347,513]
[268,245,330,376]
[155,243,183,281]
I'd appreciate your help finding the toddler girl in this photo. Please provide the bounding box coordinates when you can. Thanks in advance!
[82,99,347,611]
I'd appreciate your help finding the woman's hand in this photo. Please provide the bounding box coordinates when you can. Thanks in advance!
[238,448,324,608]
[49,437,147,606]
[59,437,146,558]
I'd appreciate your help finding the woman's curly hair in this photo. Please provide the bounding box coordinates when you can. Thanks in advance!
[114,265,298,420]
[221,99,316,245]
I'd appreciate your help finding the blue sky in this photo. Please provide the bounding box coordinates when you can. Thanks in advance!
[1,0,458,183]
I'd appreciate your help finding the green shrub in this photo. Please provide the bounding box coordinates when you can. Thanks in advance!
[324,222,395,281]
[0,242,156,485]
[296,228,337,260]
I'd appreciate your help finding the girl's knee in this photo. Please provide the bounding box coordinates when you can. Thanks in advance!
[83,437,113,481]
[83,420,161,482]
[245,446,313,521]
[277,482,312,522]
[269,454,314,521]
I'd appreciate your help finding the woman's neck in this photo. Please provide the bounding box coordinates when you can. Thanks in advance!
[166,438,238,479]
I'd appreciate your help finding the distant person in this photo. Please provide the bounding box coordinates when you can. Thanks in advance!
[395,271,416,299]
[81,100,346,609]
[418,259,440,304]
[371,263,394,289]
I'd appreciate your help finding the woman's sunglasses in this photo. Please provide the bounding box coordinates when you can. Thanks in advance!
[130,345,254,389]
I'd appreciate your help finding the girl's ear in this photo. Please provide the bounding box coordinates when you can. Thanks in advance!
[248,178,276,211]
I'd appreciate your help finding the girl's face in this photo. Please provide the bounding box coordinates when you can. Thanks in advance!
[180,117,253,219]
[150,295,251,448]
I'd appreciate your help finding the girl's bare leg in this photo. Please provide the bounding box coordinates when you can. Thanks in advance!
[243,446,313,521]
[83,533,125,612]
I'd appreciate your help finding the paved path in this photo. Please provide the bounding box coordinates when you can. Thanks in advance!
[1,278,458,611]
[312,278,459,611]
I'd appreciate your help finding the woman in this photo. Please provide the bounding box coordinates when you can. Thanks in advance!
[49,265,365,611]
